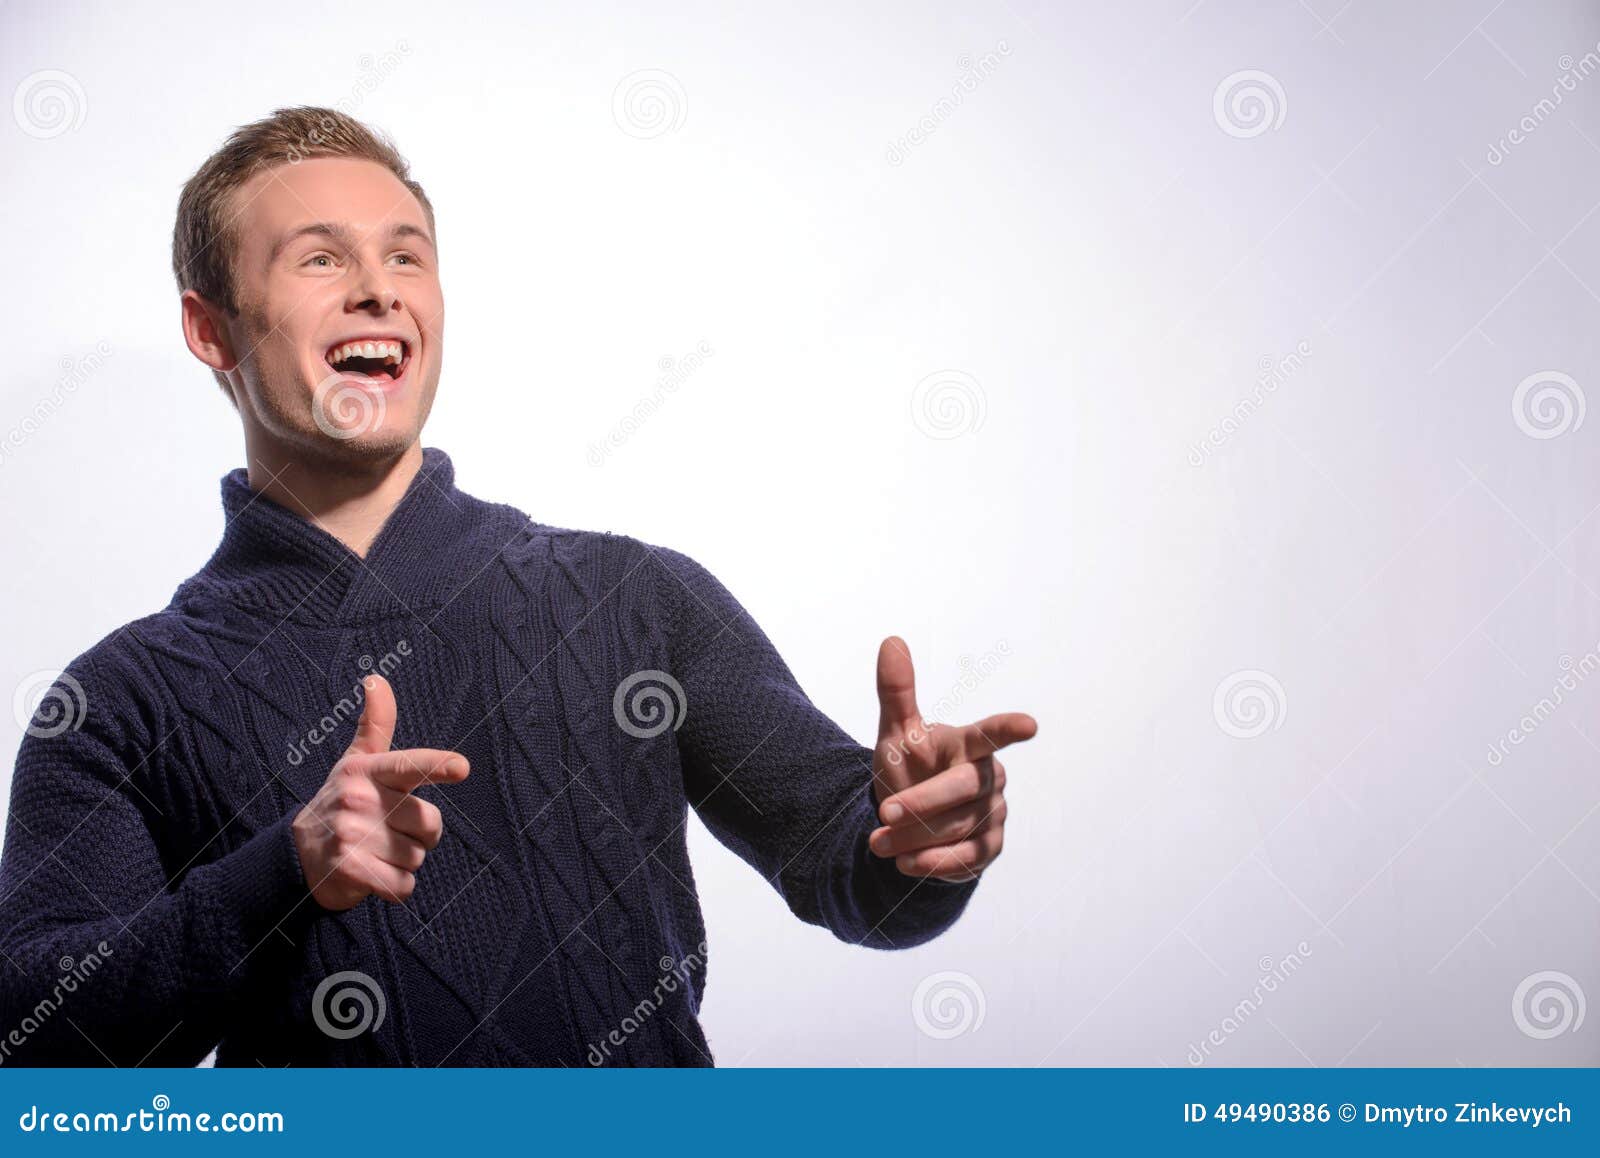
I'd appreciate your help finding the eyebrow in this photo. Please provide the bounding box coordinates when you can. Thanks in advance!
[267,221,435,265]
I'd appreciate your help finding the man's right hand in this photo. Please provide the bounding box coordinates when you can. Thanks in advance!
[290,673,470,911]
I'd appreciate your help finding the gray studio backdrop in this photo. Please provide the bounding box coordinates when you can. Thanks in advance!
[2,0,1597,1065]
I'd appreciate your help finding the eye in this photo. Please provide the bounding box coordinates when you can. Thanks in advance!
[303,252,337,269]
[391,252,420,267]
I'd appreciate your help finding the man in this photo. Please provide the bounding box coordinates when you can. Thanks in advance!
[0,106,1036,1066]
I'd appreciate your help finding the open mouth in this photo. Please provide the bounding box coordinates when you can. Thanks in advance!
[323,338,411,383]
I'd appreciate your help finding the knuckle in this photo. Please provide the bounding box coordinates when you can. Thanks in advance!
[330,857,363,887]
[330,814,366,845]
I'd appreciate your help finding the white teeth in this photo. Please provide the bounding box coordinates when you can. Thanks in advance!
[328,339,405,365]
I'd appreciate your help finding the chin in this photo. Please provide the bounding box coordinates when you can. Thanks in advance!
[320,427,418,460]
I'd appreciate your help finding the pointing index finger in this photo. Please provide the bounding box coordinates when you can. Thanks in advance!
[355,748,471,792]
[959,712,1038,760]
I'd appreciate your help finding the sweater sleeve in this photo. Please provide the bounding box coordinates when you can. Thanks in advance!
[0,657,317,1065]
[647,544,978,950]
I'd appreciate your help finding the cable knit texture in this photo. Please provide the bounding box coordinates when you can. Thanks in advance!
[0,448,976,1066]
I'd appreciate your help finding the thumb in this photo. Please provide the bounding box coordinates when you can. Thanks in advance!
[875,635,921,741]
[347,673,397,757]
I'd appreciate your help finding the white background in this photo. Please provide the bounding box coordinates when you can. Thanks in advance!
[3,0,1598,1065]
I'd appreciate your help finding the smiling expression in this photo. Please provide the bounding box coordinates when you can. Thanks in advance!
[204,155,444,460]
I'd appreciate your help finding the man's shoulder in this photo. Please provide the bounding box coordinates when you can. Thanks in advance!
[19,609,191,754]
[495,514,710,590]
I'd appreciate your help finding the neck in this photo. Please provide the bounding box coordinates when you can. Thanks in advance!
[242,434,425,559]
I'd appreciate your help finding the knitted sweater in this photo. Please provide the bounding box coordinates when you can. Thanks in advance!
[0,448,976,1066]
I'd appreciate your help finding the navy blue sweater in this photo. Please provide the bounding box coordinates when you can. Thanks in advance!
[0,448,976,1066]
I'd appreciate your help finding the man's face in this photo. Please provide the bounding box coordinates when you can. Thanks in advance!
[210,156,444,462]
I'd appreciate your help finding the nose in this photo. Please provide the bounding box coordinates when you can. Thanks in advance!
[346,258,404,315]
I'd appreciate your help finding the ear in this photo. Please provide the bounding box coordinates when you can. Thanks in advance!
[180,289,238,374]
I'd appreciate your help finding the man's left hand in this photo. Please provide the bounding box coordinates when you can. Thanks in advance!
[868,635,1038,882]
